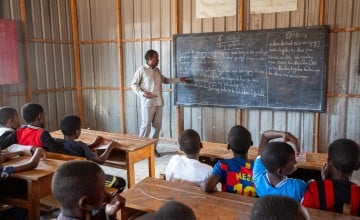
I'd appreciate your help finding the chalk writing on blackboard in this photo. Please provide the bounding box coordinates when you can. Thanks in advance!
[174,26,329,112]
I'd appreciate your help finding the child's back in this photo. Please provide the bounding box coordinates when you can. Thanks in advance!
[202,125,256,196]
[16,103,67,154]
[302,139,360,216]
[253,130,306,202]
[0,107,19,149]
[164,129,212,184]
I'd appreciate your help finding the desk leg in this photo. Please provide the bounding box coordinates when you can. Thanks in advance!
[149,143,155,178]
[126,152,135,188]
[27,180,40,220]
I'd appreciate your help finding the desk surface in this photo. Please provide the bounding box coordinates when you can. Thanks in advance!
[121,177,359,220]
[51,129,157,152]
[2,156,65,181]
[200,141,327,171]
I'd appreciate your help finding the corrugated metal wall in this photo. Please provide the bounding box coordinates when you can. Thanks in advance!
[0,0,359,153]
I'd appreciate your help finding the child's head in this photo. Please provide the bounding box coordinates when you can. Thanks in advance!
[227,125,253,155]
[60,115,81,137]
[52,161,106,214]
[0,107,20,129]
[261,142,296,176]
[328,139,360,175]
[178,129,202,156]
[21,103,45,127]
[250,195,309,220]
[155,201,196,220]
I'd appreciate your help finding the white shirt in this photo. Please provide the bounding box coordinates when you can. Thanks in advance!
[131,64,180,107]
[164,155,212,184]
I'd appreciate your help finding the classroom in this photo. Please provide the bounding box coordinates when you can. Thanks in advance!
[0,0,359,219]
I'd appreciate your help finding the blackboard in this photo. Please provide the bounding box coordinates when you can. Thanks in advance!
[174,26,329,112]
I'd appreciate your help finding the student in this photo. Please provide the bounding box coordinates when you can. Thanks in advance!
[56,114,126,192]
[250,195,309,220]
[0,107,19,149]
[0,106,40,156]
[302,139,360,216]
[0,147,46,179]
[52,160,126,220]
[202,125,256,196]
[16,102,68,154]
[155,201,196,220]
[164,129,212,185]
[253,130,306,202]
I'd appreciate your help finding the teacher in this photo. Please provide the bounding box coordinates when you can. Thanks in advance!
[131,49,189,157]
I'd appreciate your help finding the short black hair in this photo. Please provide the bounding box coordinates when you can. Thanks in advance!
[328,139,360,174]
[261,142,295,173]
[145,49,158,61]
[227,125,253,154]
[60,115,81,136]
[155,201,196,220]
[52,160,104,210]
[178,129,201,155]
[0,107,17,126]
[21,103,44,123]
[250,195,307,220]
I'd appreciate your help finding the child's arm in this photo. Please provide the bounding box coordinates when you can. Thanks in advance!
[104,193,126,220]
[201,174,219,192]
[0,151,25,163]
[258,130,299,155]
[91,141,116,164]
[13,148,46,173]
[88,136,104,149]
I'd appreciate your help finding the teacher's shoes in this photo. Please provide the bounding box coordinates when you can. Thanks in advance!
[154,149,161,157]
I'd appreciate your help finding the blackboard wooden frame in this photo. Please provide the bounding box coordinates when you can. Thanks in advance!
[174,26,329,112]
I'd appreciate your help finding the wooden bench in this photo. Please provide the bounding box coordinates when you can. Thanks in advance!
[51,129,157,188]
[120,177,356,220]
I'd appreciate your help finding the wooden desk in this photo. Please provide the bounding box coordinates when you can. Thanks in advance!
[0,157,64,219]
[121,177,359,220]
[51,129,157,188]
[200,141,327,171]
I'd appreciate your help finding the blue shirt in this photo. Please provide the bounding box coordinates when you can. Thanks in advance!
[212,157,256,196]
[0,166,15,179]
[253,156,307,202]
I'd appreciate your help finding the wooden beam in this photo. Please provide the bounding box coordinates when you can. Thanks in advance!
[116,0,126,134]
[174,0,183,137]
[20,0,32,101]
[70,0,84,121]
[236,0,245,125]
[314,0,325,153]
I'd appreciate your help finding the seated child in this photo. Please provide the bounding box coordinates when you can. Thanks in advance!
[0,147,46,179]
[253,130,306,202]
[202,125,256,196]
[52,160,126,220]
[155,201,196,220]
[16,102,68,154]
[56,114,126,192]
[302,139,360,216]
[250,195,309,220]
[164,129,212,185]
[0,107,20,149]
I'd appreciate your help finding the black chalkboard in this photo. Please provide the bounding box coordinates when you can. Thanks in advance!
[174,26,329,112]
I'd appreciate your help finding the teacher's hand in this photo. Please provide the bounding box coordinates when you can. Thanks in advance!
[143,92,157,98]
[180,77,192,83]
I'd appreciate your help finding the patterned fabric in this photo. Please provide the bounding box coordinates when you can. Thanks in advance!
[0,166,15,179]
[253,156,307,202]
[302,179,360,216]
[211,157,256,196]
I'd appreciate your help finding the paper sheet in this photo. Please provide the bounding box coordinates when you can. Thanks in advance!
[196,0,236,18]
[250,0,297,14]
